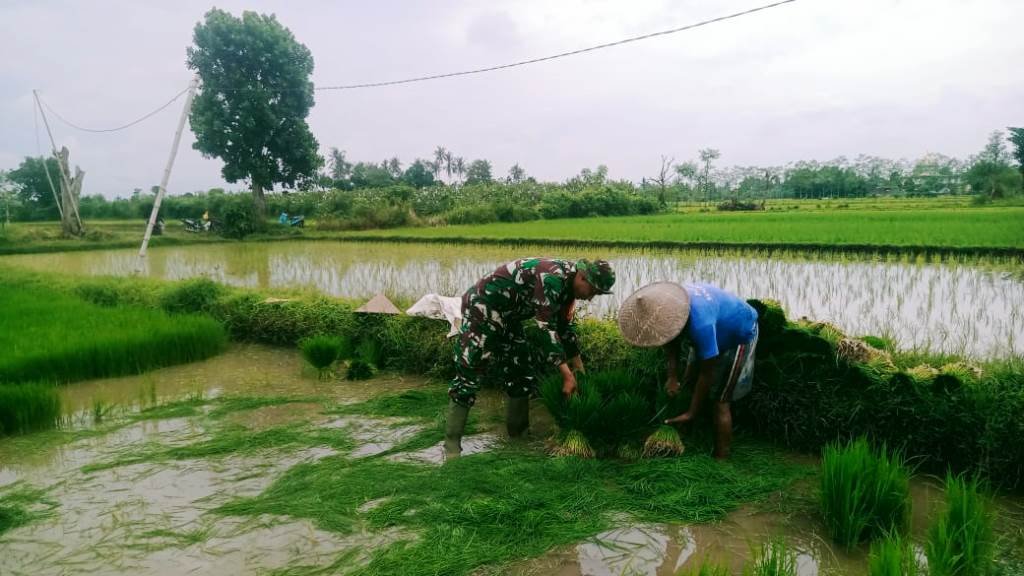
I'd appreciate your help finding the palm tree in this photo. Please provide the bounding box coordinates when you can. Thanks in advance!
[453,157,466,185]
[433,146,448,184]
[443,151,454,182]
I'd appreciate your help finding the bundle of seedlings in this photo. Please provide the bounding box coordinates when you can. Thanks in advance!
[820,437,911,549]
[299,334,346,378]
[643,379,687,458]
[539,374,607,458]
[925,473,994,576]
[585,369,653,458]
[868,532,920,576]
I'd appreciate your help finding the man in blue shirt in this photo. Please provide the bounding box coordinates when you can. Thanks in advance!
[618,281,758,459]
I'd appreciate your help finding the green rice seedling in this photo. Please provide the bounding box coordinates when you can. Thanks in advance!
[599,391,652,450]
[869,532,920,576]
[300,334,343,377]
[643,425,685,458]
[820,437,911,549]
[157,277,224,315]
[0,383,61,435]
[0,283,227,384]
[346,360,375,381]
[540,377,601,458]
[745,540,797,576]
[91,398,115,425]
[926,474,994,576]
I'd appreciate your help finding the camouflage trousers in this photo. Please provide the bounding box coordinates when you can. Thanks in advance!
[449,305,537,407]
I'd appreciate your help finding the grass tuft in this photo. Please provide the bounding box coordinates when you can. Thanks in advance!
[926,473,994,576]
[820,437,911,549]
[745,540,797,576]
[300,334,343,376]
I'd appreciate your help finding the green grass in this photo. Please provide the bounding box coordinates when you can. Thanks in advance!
[214,442,807,576]
[869,532,921,576]
[926,474,995,576]
[820,437,911,549]
[0,382,61,435]
[336,207,1024,251]
[0,280,227,383]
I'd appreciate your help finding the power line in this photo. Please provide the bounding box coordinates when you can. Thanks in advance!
[315,0,798,90]
[36,86,190,133]
[35,0,797,131]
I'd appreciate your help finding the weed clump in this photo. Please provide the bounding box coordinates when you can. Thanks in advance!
[820,437,911,549]
[746,540,797,576]
[926,474,994,576]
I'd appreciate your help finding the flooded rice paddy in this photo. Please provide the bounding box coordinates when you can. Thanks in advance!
[2,241,1022,357]
[2,345,1022,575]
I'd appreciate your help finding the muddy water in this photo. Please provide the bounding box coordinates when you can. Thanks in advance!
[3,241,1023,357]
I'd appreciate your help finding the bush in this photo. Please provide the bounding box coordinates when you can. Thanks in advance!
[926,474,994,576]
[217,197,264,239]
[445,204,499,225]
[0,383,61,435]
[820,437,910,549]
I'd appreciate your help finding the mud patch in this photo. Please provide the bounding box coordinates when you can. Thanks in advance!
[388,433,500,465]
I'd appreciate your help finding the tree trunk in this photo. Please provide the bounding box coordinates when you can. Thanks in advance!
[57,147,84,237]
[252,182,266,217]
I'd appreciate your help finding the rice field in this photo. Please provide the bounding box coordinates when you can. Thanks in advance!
[4,241,1021,357]
[337,207,1024,250]
[0,280,227,386]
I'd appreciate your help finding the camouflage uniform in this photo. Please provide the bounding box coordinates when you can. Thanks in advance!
[450,258,582,407]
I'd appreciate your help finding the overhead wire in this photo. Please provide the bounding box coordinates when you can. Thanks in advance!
[36,0,797,131]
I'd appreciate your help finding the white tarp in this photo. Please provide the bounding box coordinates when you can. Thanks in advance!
[406,294,463,337]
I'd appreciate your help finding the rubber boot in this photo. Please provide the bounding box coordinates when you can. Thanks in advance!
[444,401,470,460]
[506,396,530,438]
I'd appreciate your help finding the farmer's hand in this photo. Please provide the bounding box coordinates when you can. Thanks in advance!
[665,377,680,397]
[570,355,585,374]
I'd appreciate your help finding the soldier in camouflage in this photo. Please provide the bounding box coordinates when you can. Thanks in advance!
[444,257,616,458]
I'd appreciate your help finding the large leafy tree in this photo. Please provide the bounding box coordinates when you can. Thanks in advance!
[402,160,436,189]
[1008,127,1024,187]
[187,9,323,215]
[465,159,493,185]
[8,156,61,221]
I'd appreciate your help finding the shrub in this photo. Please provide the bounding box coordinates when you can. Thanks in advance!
[0,383,61,435]
[217,197,264,239]
[820,437,911,549]
[926,474,994,576]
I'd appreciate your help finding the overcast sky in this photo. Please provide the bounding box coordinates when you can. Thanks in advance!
[1,0,1022,198]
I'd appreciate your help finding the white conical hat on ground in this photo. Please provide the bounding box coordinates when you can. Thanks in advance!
[355,293,402,314]
[617,282,690,347]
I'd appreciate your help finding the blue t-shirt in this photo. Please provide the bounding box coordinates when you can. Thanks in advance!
[684,283,758,360]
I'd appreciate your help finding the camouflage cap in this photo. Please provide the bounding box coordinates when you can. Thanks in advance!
[577,259,615,294]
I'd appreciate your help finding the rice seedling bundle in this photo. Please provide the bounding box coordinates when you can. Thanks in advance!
[745,540,797,576]
[820,437,911,549]
[300,334,343,376]
[346,360,375,381]
[868,533,921,576]
[926,474,994,576]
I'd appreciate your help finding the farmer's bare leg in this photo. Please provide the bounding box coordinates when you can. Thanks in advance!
[665,357,718,425]
[713,401,733,460]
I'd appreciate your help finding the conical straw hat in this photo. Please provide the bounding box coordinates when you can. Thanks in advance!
[617,282,690,347]
[355,293,402,314]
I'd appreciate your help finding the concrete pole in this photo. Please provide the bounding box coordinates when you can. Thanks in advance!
[137,76,199,269]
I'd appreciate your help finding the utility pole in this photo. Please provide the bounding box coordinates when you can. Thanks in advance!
[137,76,199,270]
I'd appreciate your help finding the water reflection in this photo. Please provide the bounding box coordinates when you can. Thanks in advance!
[3,241,1022,357]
